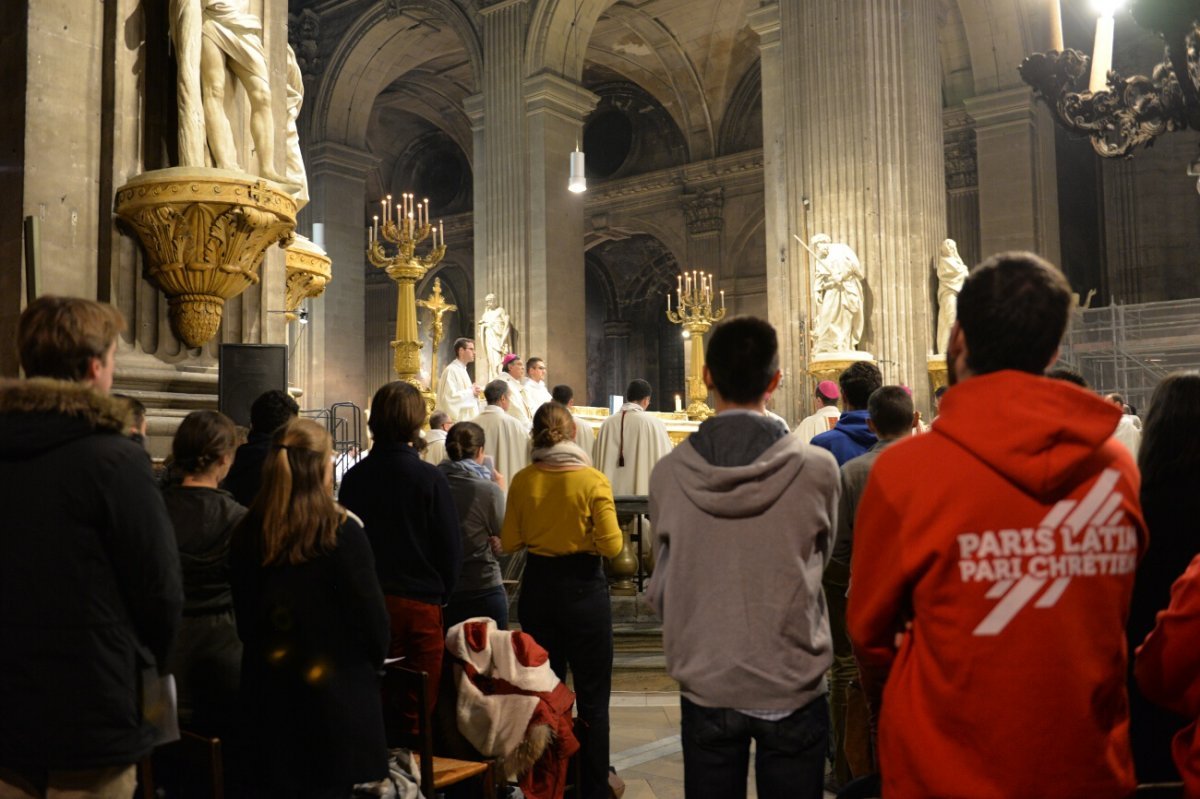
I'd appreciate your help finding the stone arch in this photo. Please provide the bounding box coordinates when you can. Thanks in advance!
[527,0,716,159]
[585,254,620,319]
[311,0,483,148]
[717,61,762,156]
[954,0,1035,95]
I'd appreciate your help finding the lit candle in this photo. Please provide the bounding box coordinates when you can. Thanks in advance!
[677,274,682,294]
[408,212,414,237]
[439,220,444,246]
[675,394,682,413]
[423,199,430,228]
[666,293,671,314]
[386,194,392,223]
[1050,0,1064,51]
[720,290,725,310]
[373,214,379,240]
[1089,2,1118,93]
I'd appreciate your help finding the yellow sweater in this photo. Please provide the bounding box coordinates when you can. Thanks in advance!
[501,465,623,558]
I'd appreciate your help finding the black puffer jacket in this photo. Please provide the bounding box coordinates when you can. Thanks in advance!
[0,378,182,769]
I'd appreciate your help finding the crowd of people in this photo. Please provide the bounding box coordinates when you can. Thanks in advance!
[1,249,1198,799]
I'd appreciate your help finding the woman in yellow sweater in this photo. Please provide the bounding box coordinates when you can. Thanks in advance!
[502,401,622,799]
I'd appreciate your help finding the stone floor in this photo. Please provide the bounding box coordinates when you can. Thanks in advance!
[608,692,837,799]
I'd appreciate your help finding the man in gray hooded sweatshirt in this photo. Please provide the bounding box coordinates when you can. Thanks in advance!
[647,316,839,799]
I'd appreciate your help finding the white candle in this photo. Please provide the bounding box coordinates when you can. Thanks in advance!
[677,274,682,294]
[721,290,725,309]
[666,293,671,314]
[1050,0,1064,51]
[675,394,682,413]
[373,214,379,240]
[424,199,430,228]
[386,195,392,223]
[1089,8,1116,93]
[439,220,444,246]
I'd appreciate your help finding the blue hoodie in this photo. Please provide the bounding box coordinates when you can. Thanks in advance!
[810,409,877,466]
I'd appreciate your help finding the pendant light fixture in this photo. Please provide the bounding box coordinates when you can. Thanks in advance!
[567,0,586,193]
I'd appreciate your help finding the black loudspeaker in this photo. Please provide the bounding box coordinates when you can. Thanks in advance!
[218,344,289,428]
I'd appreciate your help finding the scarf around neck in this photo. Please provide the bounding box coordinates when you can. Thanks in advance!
[531,440,592,471]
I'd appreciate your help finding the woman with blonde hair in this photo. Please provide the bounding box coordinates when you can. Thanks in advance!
[163,410,244,740]
[501,401,623,799]
[230,418,390,797]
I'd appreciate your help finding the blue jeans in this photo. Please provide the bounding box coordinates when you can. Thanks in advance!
[681,695,829,799]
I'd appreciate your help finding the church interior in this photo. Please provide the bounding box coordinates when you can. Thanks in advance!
[5,1,1200,797]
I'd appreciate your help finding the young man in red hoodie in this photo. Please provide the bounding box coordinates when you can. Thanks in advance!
[847,252,1146,798]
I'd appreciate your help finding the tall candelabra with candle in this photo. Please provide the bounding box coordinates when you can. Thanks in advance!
[666,270,726,421]
[366,193,447,408]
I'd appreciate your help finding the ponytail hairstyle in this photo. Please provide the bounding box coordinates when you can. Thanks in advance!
[368,381,427,451]
[171,410,238,476]
[250,418,344,565]
[531,401,576,450]
[445,421,486,462]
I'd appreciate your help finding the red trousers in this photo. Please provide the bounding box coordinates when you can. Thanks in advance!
[384,596,444,738]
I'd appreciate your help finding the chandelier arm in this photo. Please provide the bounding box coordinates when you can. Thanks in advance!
[1165,30,1200,127]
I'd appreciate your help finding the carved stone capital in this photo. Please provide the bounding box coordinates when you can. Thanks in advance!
[683,187,724,235]
[115,168,297,348]
[285,234,333,318]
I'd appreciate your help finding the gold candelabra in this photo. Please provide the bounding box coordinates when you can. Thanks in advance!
[417,278,457,394]
[666,270,726,420]
[366,193,446,407]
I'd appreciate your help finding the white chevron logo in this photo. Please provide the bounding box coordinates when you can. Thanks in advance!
[971,469,1125,637]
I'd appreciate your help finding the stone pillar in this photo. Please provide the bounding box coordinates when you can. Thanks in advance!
[472,0,530,382]
[963,87,1061,265]
[683,188,724,276]
[754,0,946,405]
[524,73,597,395]
[305,142,379,410]
[944,108,981,269]
[748,3,806,421]
[604,319,632,400]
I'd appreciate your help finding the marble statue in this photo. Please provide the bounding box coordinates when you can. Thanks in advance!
[936,238,969,354]
[810,234,865,354]
[169,0,290,187]
[478,294,512,379]
[283,45,309,207]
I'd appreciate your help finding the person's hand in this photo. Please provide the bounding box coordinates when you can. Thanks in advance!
[492,469,507,491]
[473,384,484,398]
[488,536,503,556]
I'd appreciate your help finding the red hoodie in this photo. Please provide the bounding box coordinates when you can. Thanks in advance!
[847,370,1145,799]
[1136,553,1200,799]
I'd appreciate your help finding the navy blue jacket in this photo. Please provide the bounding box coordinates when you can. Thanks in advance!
[338,442,463,605]
[810,409,877,466]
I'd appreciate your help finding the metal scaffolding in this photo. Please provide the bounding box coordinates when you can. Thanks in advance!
[1058,299,1200,413]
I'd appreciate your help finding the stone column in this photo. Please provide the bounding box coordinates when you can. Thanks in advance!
[963,87,1061,265]
[944,108,981,269]
[604,319,632,400]
[305,141,379,410]
[524,73,597,395]
[472,0,530,381]
[682,188,724,276]
[754,0,946,405]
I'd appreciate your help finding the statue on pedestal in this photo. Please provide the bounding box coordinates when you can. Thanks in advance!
[169,0,295,190]
[478,293,512,379]
[809,234,865,354]
[936,238,969,354]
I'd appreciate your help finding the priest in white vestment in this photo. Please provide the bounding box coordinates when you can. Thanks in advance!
[472,379,531,485]
[594,379,672,496]
[421,411,453,465]
[793,380,842,442]
[436,338,481,422]
[551,383,596,454]
[498,354,534,429]
[523,357,554,415]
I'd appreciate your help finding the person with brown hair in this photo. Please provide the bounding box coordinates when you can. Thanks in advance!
[339,381,462,734]
[163,410,245,741]
[0,296,182,798]
[439,421,508,630]
[230,418,390,796]
[501,401,623,799]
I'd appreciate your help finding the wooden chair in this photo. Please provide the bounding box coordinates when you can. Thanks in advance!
[383,664,495,798]
[138,730,224,799]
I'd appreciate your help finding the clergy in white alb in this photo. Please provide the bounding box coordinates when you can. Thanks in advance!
[436,338,481,422]
[498,354,534,429]
[793,380,843,442]
[551,383,597,455]
[421,410,453,465]
[472,379,531,485]
[594,379,673,496]
[523,357,554,415]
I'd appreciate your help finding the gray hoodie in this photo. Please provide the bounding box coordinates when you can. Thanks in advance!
[647,412,839,711]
